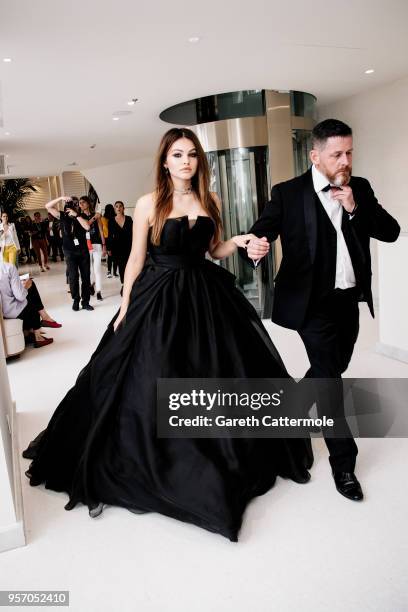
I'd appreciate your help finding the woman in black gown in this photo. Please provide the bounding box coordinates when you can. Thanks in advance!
[23,128,312,542]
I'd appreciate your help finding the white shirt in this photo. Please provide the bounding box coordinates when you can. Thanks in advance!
[0,222,21,251]
[0,261,28,318]
[311,165,356,289]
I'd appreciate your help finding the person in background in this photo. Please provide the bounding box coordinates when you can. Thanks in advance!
[102,204,118,278]
[21,216,36,264]
[0,258,60,348]
[0,212,21,265]
[31,212,50,272]
[108,200,133,294]
[46,196,93,311]
[78,196,106,301]
[47,213,64,262]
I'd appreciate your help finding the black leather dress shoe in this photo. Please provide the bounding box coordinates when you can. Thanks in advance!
[332,471,364,501]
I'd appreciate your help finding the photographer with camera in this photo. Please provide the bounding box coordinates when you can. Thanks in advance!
[46,196,94,311]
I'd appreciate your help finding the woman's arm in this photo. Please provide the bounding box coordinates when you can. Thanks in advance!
[113,195,152,331]
[75,214,90,231]
[207,193,255,260]
[9,266,28,302]
[46,196,69,218]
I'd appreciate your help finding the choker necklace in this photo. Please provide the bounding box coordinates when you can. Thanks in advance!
[173,186,193,195]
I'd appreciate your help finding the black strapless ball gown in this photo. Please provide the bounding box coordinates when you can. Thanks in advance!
[23,216,313,541]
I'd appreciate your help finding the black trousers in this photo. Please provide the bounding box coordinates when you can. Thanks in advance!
[115,253,129,283]
[17,282,44,331]
[65,249,91,305]
[298,287,360,472]
[107,253,117,275]
[49,237,64,261]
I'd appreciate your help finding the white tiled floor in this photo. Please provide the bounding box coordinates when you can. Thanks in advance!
[1,262,407,612]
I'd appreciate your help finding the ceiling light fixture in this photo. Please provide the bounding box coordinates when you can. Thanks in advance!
[5,132,10,136]
[127,98,138,105]
[3,58,12,63]
[188,36,200,43]
[365,68,374,74]
[112,117,119,121]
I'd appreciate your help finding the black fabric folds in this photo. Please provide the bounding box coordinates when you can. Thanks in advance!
[23,216,313,541]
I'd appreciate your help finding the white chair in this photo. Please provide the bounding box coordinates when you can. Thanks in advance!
[0,298,25,358]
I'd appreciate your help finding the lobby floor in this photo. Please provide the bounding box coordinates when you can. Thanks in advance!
[1,261,407,612]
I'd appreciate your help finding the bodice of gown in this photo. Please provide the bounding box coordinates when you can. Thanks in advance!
[148,216,214,266]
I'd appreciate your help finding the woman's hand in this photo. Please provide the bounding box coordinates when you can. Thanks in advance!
[231,233,256,249]
[113,309,127,332]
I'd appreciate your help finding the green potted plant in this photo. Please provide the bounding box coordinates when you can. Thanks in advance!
[0,178,37,220]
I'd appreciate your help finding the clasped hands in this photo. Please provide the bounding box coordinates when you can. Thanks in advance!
[232,234,270,265]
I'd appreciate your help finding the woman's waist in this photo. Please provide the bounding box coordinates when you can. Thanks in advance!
[147,251,207,269]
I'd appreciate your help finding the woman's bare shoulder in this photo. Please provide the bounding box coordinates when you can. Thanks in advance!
[134,192,156,219]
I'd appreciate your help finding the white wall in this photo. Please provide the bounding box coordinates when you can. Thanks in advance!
[319,73,408,306]
[82,157,155,213]
[0,324,26,552]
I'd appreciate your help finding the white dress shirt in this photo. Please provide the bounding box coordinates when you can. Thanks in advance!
[311,165,356,289]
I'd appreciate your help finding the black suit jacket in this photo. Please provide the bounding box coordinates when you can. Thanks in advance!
[241,168,400,330]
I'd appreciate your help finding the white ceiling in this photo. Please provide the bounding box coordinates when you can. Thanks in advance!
[1,0,408,177]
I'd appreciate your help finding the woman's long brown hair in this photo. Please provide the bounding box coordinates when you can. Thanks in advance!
[151,127,222,245]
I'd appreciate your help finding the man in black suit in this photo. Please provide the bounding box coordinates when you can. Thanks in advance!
[243,119,400,500]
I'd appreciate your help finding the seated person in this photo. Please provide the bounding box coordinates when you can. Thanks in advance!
[0,257,61,348]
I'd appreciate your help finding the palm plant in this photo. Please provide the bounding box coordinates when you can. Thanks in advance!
[0,178,37,220]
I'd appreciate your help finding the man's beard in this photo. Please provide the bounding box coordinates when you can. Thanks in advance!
[327,166,352,187]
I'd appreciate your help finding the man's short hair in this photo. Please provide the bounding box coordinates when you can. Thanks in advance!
[312,119,352,149]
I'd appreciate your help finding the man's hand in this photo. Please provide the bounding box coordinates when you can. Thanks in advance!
[330,186,356,213]
[23,278,33,289]
[246,236,270,262]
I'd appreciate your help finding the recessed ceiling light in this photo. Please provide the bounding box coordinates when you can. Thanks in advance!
[188,36,200,43]
[3,58,12,63]
[112,117,119,121]
[5,132,10,136]
[365,68,374,74]
[127,98,138,106]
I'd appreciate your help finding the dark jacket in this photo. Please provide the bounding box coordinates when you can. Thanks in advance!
[241,168,400,330]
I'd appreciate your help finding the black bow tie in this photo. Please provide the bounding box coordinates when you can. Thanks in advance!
[321,184,333,192]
